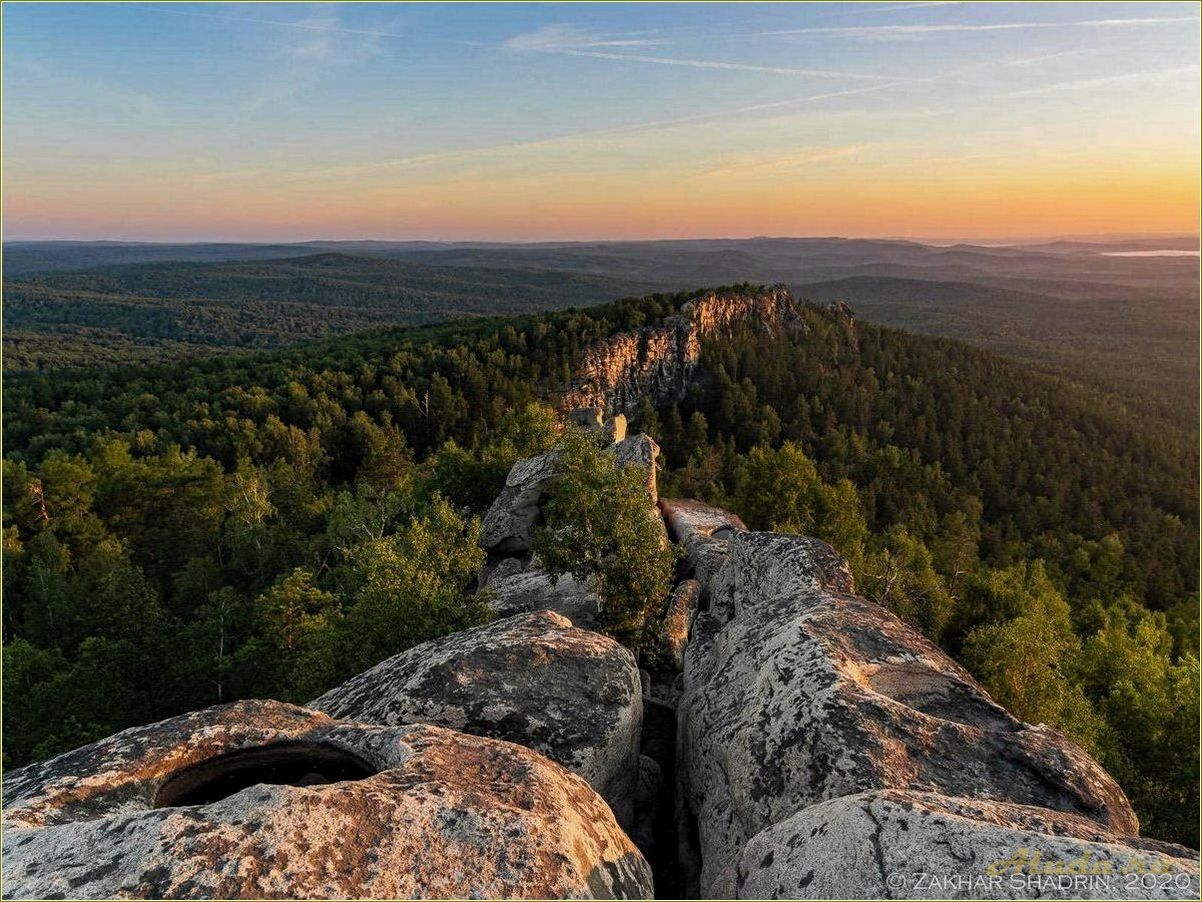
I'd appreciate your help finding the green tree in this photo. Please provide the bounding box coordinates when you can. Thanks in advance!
[251,569,341,700]
[959,563,1101,749]
[337,497,488,676]
[732,442,868,566]
[534,429,677,651]
[858,525,955,639]
[1077,600,1200,846]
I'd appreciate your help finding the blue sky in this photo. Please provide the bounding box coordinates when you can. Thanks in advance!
[3,1,1199,240]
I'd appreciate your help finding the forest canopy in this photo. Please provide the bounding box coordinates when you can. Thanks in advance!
[3,288,1197,845]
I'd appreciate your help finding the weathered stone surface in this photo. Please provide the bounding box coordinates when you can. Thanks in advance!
[679,531,1140,896]
[660,579,701,671]
[604,414,628,444]
[568,406,606,429]
[563,286,800,413]
[735,790,1199,900]
[1,700,653,900]
[609,433,660,503]
[479,450,559,554]
[311,611,642,825]
[706,529,854,619]
[659,498,748,587]
[483,557,602,628]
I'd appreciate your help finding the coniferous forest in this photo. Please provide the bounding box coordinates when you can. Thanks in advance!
[3,287,1198,847]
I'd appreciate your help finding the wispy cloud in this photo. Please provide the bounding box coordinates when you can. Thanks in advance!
[140,4,409,43]
[6,56,161,117]
[846,2,961,15]
[1003,64,1201,98]
[504,25,920,82]
[762,15,1200,40]
[190,81,908,186]
[990,49,1098,69]
[504,24,667,50]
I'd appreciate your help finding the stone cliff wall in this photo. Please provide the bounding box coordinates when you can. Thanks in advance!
[562,285,799,412]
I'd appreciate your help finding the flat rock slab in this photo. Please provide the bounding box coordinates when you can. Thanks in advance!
[311,611,642,825]
[734,790,1199,900]
[1,700,653,900]
[680,531,1139,896]
[660,498,748,546]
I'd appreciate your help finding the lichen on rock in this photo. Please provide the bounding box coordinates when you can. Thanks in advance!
[678,530,1142,897]
[310,610,643,825]
[734,790,1199,900]
[1,700,654,900]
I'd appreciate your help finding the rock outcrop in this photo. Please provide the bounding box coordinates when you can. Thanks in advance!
[563,286,800,412]
[479,421,658,558]
[1,700,653,900]
[477,415,662,633]
[735,790,1198,900]
[311,611,643,825]
[611,433,661,504]
[479,449,560,555]
[482,556,603,627]
[677,527,1169,898]
[5,415,1199,902]
[660,498,748,588]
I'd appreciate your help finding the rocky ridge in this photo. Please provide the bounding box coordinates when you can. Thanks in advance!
[562,285,800,412]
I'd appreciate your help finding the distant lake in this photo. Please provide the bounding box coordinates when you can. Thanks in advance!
[1100,250,1200,257]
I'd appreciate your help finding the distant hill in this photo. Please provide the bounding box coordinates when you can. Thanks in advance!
[2,253,656,368]
[794,275,1199,430]
[2,241,325,276]
[4,236,1196,429]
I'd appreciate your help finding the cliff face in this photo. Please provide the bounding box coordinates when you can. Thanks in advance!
[563,285,799,412]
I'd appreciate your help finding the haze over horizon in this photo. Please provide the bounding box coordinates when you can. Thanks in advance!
[3,1,1200,242]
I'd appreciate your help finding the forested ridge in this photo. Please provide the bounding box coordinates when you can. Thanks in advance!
[2,288,1197,845]
[2,253,653,369]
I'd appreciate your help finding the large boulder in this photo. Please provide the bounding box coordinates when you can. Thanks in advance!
[311,611,642,825]
[483,556,602,628]
[679,531,1140,896]
[1,700,653,899]
[479,450,559,554]
[659,498,747,587]
[734,790,1199,900]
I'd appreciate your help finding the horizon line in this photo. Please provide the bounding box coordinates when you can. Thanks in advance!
[4,231,1199,247]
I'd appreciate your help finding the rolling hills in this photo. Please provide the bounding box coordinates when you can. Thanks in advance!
[4,236,1196,429]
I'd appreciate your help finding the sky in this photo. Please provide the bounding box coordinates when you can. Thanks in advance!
[2,1,1199,241]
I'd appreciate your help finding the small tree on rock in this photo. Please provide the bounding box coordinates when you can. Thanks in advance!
[534,429,677,652]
